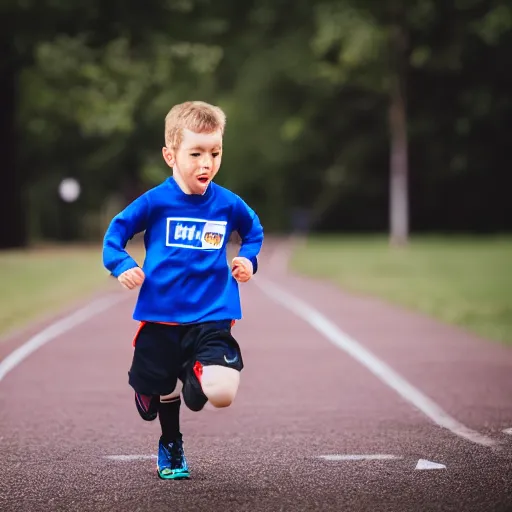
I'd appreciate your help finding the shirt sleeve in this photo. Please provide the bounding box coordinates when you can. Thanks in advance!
[102,194,149,277]
[233,195,264,274]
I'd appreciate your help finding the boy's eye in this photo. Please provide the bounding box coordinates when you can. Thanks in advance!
[212,152,220,158]
[190,153,200,157]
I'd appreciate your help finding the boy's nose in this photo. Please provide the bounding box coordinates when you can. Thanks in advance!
[200,157,211,169]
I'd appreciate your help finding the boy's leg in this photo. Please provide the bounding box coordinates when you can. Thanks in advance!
[181,321,243,412]
[128,323,181,421]
[158,395,181,441]
[158,379,183,443]
[156,393,189,480]
[134,392,159,421]
[127,322,190,479]
[196,364,240,408]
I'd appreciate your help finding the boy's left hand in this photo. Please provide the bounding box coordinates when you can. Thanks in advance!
[231,257,253,283]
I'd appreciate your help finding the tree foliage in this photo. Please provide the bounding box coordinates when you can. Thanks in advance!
[2,0,511,245]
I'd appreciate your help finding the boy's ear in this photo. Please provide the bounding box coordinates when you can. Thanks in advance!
[162,147,175,167]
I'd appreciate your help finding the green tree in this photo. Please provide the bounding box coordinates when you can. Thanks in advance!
[1,0,214,246]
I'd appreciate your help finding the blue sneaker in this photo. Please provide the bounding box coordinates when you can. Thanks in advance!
[135,392,158,421]
[157,436,190,480]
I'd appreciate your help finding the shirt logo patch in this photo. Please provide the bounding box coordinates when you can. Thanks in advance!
[166,217,227,250]
[204,232,223,247]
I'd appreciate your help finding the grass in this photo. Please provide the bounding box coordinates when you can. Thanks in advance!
[0,243,144,339]
[2,236,511,345]
[290,235,512,345]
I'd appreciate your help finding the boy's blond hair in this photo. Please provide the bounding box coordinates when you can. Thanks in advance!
[164,101,226,150]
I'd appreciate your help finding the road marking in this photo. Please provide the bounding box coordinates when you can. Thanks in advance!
[105,455,157,461]
[319,454,401,461]
[503,428,512,435]
[0,294,125,384]
[415,459,446,470]
[255,276,496,447]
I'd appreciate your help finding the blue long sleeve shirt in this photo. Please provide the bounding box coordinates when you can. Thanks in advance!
[103,177,264,324]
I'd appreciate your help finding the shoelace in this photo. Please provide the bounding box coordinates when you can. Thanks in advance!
[167,440,185,468]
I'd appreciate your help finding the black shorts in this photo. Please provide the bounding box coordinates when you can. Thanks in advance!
[128,320,244,396]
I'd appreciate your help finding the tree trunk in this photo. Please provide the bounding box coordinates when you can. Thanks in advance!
[388,9,409,246]
[0,37,26,249]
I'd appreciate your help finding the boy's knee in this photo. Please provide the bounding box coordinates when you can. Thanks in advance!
[201,365,240,408]
[207,389,236,408]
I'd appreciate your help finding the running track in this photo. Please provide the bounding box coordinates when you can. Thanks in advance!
[1,240,512,511]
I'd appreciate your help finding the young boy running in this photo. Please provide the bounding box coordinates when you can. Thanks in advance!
[102,101,264,480]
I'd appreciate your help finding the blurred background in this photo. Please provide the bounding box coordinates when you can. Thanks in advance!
[0,0,511,342]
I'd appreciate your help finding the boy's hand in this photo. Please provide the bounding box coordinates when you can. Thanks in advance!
[118,267,145,290]
[231,257,253,283]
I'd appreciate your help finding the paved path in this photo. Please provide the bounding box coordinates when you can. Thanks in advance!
[1,241,512,511]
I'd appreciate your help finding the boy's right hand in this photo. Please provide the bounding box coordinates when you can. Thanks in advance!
[118,267,145,290]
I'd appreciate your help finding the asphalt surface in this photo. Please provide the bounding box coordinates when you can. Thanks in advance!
[1,241,512,512]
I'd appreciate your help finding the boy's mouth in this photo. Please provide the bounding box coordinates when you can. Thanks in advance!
[197,176,209,184]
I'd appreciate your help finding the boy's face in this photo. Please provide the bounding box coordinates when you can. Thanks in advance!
[162,128,223,195]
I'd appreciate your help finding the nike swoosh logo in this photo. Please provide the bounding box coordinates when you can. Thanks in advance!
[224,354,238,364]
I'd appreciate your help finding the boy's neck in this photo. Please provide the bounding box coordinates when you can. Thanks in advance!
[172,172,193,195]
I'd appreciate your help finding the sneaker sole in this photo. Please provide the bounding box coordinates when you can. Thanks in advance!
[135,393,158,421]
[157,469,190,480]
[182,363,208,412]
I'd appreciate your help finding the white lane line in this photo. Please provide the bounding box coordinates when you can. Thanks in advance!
[254,277,496,447]
[319,454,401,461]
[105,455,156,461]
[0,294,125,384]
[415,459,446,470]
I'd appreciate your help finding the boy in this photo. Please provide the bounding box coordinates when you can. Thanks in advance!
[102,101,264,480]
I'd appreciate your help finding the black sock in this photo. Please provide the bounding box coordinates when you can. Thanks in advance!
[158,398,181,443]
